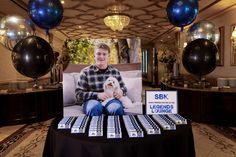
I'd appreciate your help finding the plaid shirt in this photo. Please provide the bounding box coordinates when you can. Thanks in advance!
[75,64,127,103]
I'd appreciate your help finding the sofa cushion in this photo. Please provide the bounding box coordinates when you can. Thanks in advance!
[71,72,81,88]
[122,77,142,103]
[64,105,84,117]
[63,73,76,106]
[120,70,142,78]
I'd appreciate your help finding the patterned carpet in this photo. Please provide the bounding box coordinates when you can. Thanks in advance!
[209,125,236,143]
[0,119,235,157]
[191,122,236,157]
[0,119,52,157]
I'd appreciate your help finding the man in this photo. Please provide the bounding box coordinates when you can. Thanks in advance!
[76,43,127,116]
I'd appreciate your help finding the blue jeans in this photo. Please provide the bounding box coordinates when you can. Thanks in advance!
[83,99,124,116]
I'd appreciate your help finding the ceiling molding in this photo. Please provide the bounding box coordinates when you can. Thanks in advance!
[10,0,27,11]
[1,0,236,45]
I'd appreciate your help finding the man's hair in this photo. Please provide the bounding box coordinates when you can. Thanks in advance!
[95,43,110,54]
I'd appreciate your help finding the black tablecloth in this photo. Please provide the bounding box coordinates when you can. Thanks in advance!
[43,116,195,157]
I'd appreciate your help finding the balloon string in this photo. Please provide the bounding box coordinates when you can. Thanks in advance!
[180,26,184,32]
[33,31,36,36]
[45,29,49,35]
[45,29,52,45]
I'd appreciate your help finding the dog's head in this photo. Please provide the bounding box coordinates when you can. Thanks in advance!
[103,76,120,92]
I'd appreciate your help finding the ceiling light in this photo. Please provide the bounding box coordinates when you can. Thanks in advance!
[232,27,236,39]
[104,13,130,31]
[183,42,187,48]
[0,29,6,35]
[104,3,130,31]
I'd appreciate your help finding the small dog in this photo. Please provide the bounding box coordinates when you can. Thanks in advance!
[102,76,133,108]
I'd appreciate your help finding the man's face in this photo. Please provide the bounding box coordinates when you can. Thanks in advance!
[94,48,109,69]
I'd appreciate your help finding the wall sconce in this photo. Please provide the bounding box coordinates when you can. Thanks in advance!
[231,25,236,65]
[231,26,236,50]
[183,42,187,48]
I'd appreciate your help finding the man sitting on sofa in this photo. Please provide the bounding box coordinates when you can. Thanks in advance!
[75,43,127,116]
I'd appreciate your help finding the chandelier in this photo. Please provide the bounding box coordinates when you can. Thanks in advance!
[104,3,130,31]
[104,13,130,31]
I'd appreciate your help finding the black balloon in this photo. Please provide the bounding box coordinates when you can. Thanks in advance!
[12,36,54,79]
[182,38,218,76]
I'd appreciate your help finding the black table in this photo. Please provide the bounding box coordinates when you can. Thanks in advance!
[43,116,195,157]
[0,88,63,126]
[161,82,236,126]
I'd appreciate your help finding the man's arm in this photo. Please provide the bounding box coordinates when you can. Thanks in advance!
[75,72,98,102]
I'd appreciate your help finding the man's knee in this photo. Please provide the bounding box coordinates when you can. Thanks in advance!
[105,99,124,115]
[83,99,103,116]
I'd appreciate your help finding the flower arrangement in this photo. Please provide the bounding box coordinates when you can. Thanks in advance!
[158,45,178,64]
[159,52,177,64]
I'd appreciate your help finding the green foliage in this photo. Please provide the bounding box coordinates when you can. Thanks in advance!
[108,42,118,64]
[65,39,118,64]
[66,39,94,64]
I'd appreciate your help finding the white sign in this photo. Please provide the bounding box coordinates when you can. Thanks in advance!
[145,90,178,114]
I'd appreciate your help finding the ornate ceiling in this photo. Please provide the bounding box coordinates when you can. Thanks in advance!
[2,0,236,45]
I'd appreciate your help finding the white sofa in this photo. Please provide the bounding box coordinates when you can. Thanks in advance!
[63,64,143,116]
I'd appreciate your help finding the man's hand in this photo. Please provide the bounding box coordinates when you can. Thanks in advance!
[97,92,112,101]
[113,89,123,99]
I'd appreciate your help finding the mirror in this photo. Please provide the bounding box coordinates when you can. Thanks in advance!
[231,24,236,65]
